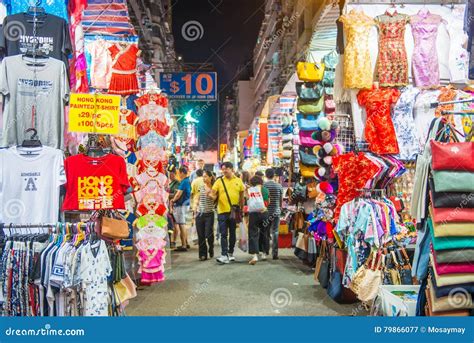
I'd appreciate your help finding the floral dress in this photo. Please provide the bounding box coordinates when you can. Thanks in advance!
[375,11,410,87]
[392,86,421,160]
[357,86,401,155]
[339,9,375,89]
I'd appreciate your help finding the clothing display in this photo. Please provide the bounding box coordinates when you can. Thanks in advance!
[375,11,410,87]
[0,146,65,224]
[86,38,112,90]
[339,9,375,89]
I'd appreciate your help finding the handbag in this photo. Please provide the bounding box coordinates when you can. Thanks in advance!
[292,184,307,204]
[318,243,330,288]
[100,211,129,239]
[299,130,321,147]
[431,141,473,172]
[350,251,374,294]
[113,274,137,304]
[432,171,474,192]
[307,181,319,198]
[297,97,324,114]
[299,163,316,178]
[299,148,318,166]
[314,240,327,281]
[296,61,325,82]
[397,248,413,285]
[355,251,383,302]
[294,211,306,230]
[297,113,322,131]
[220,178,242,223]
[388,251,401,285]
[296,82,324,101]
[324,97,335,112]
[327,246,342,301]
[429,178,474,208]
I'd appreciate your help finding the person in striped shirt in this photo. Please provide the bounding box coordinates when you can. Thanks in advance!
[195,170,216,261]
[264,168,284,259]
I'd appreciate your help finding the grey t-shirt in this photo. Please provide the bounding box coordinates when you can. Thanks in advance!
[0,55,69,148]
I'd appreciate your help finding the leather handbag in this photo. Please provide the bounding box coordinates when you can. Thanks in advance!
[299,148,318,166]
[294,211,306,230]
[314,240,327,281]
[299,163,316,178]
[318,244,330,289]
[397,248,413,285]
[100,212,130,239]
[429,178,474,208]
[388,251,401,285]
[296,61,325,82]
[297,97,324,114]
[432,171,474,192]
[307,181,319,198]
[292,184,307,204]
[296,82,324,101]
[431,141,474,172]
[299,130,321,147]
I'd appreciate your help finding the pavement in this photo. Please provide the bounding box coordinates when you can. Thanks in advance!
[126,244,365,316]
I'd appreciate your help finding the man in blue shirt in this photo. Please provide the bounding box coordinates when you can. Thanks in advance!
[171,166,192,251]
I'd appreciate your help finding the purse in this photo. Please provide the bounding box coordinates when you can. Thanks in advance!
[397,248,413,285]
[429,178,474,208]
[113,274,137,304]
[294,211,306,230]
[296,82,324,101]
[431,141,473,172]
[307,181,319,199]
[296,61,325,82]
[100,212,130,239]
[292,184,307,204]
[297,113,322,131]
[297,97,324,114]
[432,171,474,192]
[299,148,318,166]
[314,240,327,281]
[356,252,383,302]
[299,163,316,178]
[350,251,374,294]
[318,243,330,288]
[324,97,335,112]
[388,251,401,285]
[220,178,242,223]
[299,130,321,147]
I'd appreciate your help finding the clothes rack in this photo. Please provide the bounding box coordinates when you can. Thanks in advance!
[430,98,474,108]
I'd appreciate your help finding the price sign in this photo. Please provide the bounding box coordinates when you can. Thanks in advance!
[68,94,121,134]
[160,72,217,101]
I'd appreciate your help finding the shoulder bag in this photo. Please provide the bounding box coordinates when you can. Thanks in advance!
[99,210,130,240]
[397,248,413,285]
[296,82,324,101]
[299,148,318,166]
[431,141,473,172]
[220,178,242,223]
[297,97,325,114]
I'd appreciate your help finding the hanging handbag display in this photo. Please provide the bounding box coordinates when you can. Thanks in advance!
[297,97,325,114]
[299,148,318,166]
[397,248,413,285]
[432,171,474,192]
[99,211,130,239]
[296,113,321,131]
[299,163,316,178]
[299,130,321,147]
[296,61,325,82]
[296,82,324,101]
[430,141,473,172]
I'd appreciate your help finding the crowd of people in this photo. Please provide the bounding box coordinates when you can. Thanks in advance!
[167,159,283,265]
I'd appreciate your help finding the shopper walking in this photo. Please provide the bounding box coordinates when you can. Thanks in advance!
[167,166,180,249]
[190,159,205,183]
[191,169,204,212]
[171,166,191,252]
[195,170,216,261]
[264,168,283,260]
[210,162,245,264]
[247,176,270,265]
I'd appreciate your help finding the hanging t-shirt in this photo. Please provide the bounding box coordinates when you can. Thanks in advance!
[0,55,69,149]
[0,13,72,68]
[4,0,68,23]
[62,154,130,211]
[0,146,66,224]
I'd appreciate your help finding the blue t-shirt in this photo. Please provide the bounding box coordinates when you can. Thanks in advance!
[5,0,69,22]
[175,177,191,206]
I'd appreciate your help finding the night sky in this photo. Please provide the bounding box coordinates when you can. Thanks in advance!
[171,0,265,150]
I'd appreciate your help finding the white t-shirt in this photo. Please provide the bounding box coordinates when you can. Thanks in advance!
[0,146,66,225]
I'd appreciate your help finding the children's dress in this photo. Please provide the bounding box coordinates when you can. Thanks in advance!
[108,43,140,95]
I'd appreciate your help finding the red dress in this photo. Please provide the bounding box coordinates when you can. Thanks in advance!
[108,43,140,95]
[357,87,400,155]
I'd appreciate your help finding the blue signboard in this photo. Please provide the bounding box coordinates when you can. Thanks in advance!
[159,72,217,101]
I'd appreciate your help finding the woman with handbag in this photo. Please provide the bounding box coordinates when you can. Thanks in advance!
[247,176,270,265]
[196,170,216,261]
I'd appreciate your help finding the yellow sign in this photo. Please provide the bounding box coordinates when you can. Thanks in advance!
[68,93,120,135]
[220,144,227,160]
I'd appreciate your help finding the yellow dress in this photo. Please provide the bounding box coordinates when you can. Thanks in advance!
[339,9,375,89]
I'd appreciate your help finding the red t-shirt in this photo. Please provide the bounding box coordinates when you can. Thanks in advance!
[62,154,130,211]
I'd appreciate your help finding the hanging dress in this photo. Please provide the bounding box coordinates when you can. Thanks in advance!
[339,9,375,89]
[375,11,410,87]
[108,43,140,95]
[410,9,445,87]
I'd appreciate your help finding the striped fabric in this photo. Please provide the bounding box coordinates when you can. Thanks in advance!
[82,0,136,36]
[268,101,282,164]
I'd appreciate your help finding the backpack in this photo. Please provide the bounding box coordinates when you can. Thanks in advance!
[247,186,265,212]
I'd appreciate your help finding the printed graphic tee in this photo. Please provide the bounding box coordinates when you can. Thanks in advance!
[0,13,72,67]
[0,55,69,148]
[62,154,130,211]
[0,146,66,224]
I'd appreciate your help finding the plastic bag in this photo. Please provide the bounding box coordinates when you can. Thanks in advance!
[238,222,248,252]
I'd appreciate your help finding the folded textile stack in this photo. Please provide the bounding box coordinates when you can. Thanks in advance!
[426,141,474,316]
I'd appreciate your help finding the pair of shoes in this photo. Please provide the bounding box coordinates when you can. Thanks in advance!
[216,255,230,264]
[260,254,267,261]
[273,255,279,260]
[209,251,214,258]
[175,246,188,252]
[248,255,258,265]
[228,254,236,262]
[170,242,176,249]
[199,256,207,261]
[186,244,191,249]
